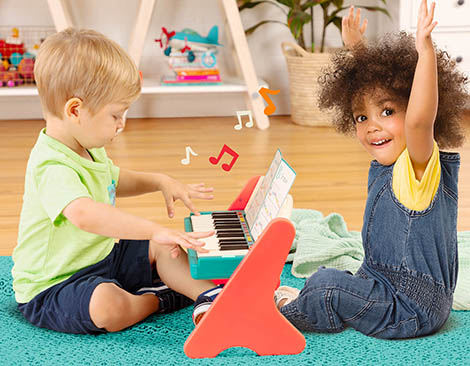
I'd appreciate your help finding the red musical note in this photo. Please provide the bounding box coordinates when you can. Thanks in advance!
[209,144,239,172]
[259,87,280,116]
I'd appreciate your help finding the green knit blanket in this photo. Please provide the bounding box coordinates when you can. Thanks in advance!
[288,209,470,310]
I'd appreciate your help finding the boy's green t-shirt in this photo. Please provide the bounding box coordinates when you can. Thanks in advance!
[12,128,120,303]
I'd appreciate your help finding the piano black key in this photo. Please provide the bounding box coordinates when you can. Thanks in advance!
[217,232,245,238]
[219,240,248,247]
[214,222,240,226]
[219,242,249,248]
[219,245,249,251]
[213,219,240,224]
[216,228,244,233]
[215,222,239,226]
[214,224,241,230]
[215,229,243,234]
[212,212,238,219]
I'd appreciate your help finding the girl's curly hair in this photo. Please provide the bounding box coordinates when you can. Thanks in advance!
[318,32,468,149]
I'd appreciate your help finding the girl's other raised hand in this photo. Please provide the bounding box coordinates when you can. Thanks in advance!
[342,6,368,49]
[416,0,437,54]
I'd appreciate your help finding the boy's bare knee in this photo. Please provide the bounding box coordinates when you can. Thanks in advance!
[89,282,129,331]
[149,239,181,263]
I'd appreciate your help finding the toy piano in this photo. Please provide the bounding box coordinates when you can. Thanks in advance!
[185,149,296,280]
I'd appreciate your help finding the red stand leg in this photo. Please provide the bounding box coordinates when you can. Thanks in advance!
[184,218,305,358]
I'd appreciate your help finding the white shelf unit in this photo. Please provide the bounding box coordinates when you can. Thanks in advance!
[0,79,264,97]
[0,85,38,97]
[0,0,270,128]
[140,76,267,94]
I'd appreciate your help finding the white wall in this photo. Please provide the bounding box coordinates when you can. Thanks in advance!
[0,0,397,120]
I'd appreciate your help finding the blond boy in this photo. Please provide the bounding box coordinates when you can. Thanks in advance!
[12,28,220,334]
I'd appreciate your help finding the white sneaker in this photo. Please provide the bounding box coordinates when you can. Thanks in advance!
[274,286,300,308]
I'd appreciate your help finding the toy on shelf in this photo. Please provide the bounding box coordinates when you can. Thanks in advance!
[1,28,25,57]
[155,26,223,86]
[0,66,23,87]
[0,27,53,87]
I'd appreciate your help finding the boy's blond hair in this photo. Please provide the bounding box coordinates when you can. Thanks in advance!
[34,28,141,119]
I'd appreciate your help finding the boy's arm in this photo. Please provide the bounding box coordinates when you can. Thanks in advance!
[116,168,214,217]
[62,197,211,254]
[116,168,161,197]
[404,0,438,180]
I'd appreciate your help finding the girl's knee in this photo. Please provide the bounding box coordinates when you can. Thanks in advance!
[89,282,130,331]
[306,267,353,289]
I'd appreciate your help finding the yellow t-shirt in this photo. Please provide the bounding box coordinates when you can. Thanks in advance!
[392,141,440,211]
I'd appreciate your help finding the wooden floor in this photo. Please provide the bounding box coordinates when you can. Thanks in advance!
[1,114,469,256]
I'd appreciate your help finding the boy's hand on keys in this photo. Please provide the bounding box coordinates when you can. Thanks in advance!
[151,225,213,258]
[341,6,368,49]
[158,175,214,218]
[416,0,437,54]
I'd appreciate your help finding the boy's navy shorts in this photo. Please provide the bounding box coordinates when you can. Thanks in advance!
[18,239,155,335]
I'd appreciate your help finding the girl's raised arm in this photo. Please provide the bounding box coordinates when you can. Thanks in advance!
[404,0,438,178]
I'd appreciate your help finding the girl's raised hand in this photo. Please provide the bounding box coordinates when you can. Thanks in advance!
[416,0,437,54]
[341,6,368,49]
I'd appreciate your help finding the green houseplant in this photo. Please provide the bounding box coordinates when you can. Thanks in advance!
[238,0,390,126]
[238,0,389,52]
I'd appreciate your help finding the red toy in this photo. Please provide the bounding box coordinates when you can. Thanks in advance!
[0,39,25,59]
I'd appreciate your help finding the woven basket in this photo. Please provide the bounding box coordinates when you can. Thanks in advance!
[282,42,333,126]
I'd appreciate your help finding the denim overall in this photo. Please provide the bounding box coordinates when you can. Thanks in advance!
[281,152,460,339]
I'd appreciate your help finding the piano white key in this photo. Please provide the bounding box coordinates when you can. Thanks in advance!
[198,235,219,250]
[191,215,214,231]
[198,249,248,257]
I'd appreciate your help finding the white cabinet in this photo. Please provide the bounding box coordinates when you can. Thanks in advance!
[399,0,470,78]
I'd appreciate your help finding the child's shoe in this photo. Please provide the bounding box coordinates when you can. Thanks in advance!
[274,286,300,309]
[192,285,224,325]
[135,281,194,313]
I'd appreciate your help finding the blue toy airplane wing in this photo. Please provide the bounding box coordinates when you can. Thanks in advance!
[206,26,220,45]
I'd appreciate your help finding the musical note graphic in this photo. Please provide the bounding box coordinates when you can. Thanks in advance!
[209,144,239,172]
[234,110,254,130]
[258,87,280,116]
[181,146,198,165]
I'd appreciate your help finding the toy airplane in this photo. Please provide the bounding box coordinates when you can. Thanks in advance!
[155,26,222,64]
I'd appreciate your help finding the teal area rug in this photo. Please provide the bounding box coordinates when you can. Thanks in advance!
[1,256,469,366]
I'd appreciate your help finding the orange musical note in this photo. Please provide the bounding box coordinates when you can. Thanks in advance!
[209,144,239,172]
[258,87,280,116]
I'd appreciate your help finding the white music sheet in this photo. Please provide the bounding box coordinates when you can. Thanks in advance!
[244,149,296,241]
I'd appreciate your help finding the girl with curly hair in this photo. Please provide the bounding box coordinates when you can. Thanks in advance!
[275,0,468,339]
